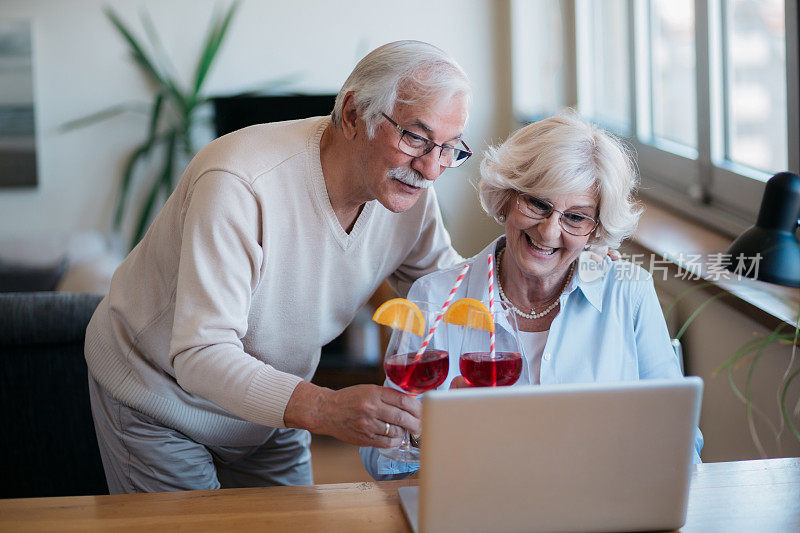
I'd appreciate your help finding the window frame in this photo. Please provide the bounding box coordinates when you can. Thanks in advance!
[511,0,799,237]
[632,0,798,235]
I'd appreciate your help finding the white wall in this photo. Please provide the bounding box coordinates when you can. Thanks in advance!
[0,0,511,257]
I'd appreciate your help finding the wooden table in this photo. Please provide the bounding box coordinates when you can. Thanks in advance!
[682,457,800,532]
[1,458,798,532]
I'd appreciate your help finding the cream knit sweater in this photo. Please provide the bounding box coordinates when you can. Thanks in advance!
[85,117,460,446]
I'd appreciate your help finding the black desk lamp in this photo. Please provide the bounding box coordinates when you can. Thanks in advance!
[725,172,800,287]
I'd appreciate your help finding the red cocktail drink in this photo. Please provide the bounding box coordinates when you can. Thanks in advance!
[460,351,522,387]
[385,349,449,394]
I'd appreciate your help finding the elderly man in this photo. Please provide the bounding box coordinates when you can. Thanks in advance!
[85,40,472,493]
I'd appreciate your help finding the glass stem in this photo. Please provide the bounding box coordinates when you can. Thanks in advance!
[398,430,412,452]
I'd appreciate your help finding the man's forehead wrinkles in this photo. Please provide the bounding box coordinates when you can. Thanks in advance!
[407,119,463,142]
[406,119,433,133]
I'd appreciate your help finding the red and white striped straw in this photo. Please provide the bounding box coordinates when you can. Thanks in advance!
[415,263,471,358]
[487,253,496,359]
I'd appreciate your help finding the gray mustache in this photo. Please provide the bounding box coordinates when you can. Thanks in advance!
[387,167,432,189]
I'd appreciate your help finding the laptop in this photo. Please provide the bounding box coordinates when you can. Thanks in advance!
[399,377,702,533]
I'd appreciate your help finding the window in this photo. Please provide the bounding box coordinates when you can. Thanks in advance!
[576,0,631,133]
[511,0,799,233]
[723,0,787,173]
[511,0,568,119]
[649,0,697,149]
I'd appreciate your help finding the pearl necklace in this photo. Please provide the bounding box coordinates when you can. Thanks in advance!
[495,248,574,320]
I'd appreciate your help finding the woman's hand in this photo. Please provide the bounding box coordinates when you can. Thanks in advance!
[449,376,471,389]
[284,381,421,448]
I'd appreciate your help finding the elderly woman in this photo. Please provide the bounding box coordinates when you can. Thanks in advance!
[361,112,703,480]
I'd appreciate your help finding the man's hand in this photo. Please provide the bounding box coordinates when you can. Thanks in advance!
[584,245,621,263]
[284,381,421,448]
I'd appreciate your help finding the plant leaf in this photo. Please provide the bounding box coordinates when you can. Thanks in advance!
[721,338,780,458]
[113,95,166,230]
[114,142,154,231]
[781,367,800,441]
[724,359,780,439]
[59,102,149,132]
[775,307,800,439]
[191,2,222,100]
[132,131,177,247]
[743,328,784,457]
[192,1,240,97]
[227,73,307,97]
[147,92,165,142]
[791,305,800,419]
[104,7,164,85]
[139,10,186,107]
[662,281,716,321]
[104,6,187,112]
[713,337,767,376]
[714,326,789,376]
[674,291,726,340]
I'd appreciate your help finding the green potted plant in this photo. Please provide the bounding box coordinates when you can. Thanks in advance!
[61,2,239,249]
[666,281,800,453]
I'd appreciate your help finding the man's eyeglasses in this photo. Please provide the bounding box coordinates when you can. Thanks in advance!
[381,113,472,168]
[515,192,599,236]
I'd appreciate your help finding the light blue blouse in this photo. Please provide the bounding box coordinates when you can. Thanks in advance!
[360,237,703,480]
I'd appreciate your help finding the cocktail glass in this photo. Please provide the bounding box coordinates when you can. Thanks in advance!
[380,301,449,463]
[458,301,523,387]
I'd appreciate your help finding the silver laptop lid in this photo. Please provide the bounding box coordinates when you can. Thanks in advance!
[417,378,702,533]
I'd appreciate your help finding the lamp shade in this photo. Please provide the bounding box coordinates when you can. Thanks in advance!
[725,172,800,287]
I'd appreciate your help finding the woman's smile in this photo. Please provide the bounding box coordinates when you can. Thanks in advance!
[523,232,558,257]
[502,190,597,295]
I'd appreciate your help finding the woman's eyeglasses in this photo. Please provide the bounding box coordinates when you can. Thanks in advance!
[515,192,598,236]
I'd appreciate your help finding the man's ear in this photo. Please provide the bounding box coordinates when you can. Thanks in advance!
[340,91,359,141]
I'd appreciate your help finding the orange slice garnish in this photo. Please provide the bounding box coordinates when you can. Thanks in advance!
[442,298,495,332]
[372,298,425,336]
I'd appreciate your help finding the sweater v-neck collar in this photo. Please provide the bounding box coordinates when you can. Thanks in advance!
[307,118,375,250]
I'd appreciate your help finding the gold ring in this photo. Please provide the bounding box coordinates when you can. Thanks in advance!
[383,422,391,436]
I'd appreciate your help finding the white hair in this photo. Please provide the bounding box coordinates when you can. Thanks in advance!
[331,40,472,138]
[478,111,642,249]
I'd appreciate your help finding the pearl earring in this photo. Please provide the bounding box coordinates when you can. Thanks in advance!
[498,214,506,223]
